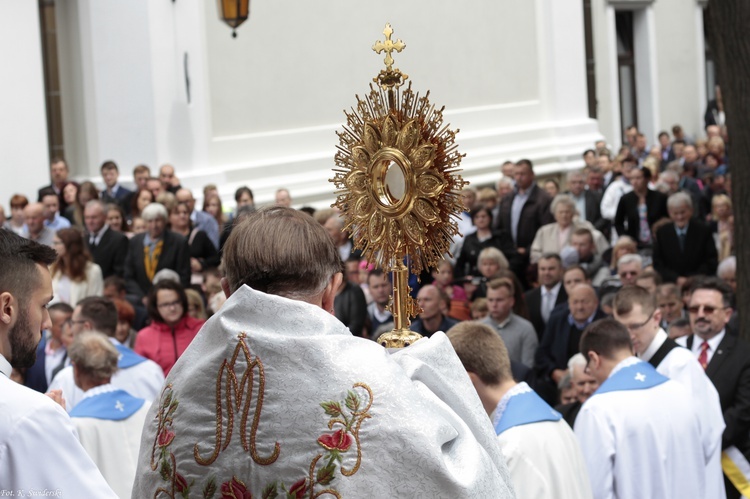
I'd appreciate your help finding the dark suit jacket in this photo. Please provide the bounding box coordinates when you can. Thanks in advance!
[494,184,553,251]
[86,226,129,279]
[24,337,49,393]
[38,184,68,214]
[101,186,134,216]
[613,189,668,246]
[566,189,608,235]
[524,284,568,341]
[124,230,191,298]
[653,221,718,282]
[686,334,750,459]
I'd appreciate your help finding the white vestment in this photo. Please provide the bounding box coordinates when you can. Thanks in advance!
[575,357,706,499]
[49,338,164,411]
[642,329,725,497]
[132,286,515,498]
[70,384,150,499]
[494,383,593,499]
[0,355,117,497]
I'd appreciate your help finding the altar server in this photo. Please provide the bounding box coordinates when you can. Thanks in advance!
[49,296,164,410]
[448,320,592,499]
[69,331,150,498]
[132,207,515,498]
[575,318,706,498]
[613,285,725,496]
[0,230,116,496]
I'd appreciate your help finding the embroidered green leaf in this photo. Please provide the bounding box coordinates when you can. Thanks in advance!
[202,477,217,499]
[345,391,360,412]
[163,391,173,408]
[262,481,279,499]
[320,401,343,417]
[317,463,336,485]
[159,459,172,482]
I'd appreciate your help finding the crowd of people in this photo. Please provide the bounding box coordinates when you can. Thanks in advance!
[0,118,745,498]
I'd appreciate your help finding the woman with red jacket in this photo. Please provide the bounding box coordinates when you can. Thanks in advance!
[134,280,205,375]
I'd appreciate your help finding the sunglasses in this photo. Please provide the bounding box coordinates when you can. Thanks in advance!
[687,305,725,315]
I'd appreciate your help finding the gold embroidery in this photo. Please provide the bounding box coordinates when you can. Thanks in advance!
[309,455,342,499]
[194,332,280,466]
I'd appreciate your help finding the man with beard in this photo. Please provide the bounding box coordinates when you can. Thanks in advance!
[0,230,116,495]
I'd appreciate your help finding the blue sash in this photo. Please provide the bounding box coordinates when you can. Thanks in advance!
[69,389,145,421]
[115,343,147,368]
[494,389,562,435]
[595,360,668,395]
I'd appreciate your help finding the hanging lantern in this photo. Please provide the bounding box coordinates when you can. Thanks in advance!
[218,0,250,38]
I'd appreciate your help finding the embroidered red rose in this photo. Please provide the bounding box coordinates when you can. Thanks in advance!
[175,472,188,494]
[158,427,175,447]
[221,476,252,499]
[288,478,307,499]
[317,429,353,452]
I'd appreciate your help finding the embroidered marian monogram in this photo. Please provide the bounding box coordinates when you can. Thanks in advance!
[194,332,280,466]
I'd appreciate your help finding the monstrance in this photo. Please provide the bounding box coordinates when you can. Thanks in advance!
[331,23,467,348]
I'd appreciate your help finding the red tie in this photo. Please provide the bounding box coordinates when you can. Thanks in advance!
[698,341,710,370]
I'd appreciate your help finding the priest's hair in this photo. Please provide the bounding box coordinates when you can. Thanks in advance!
[613,285,657,317]
[0,229,57,303]
[223,206,343,300]
[68,331,119,382]
[446,321,512,386]
[579,318,633,360]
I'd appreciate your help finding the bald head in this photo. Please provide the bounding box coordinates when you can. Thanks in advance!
[175,188,195,212]
[23,202,45,235]
[568,284,599,323]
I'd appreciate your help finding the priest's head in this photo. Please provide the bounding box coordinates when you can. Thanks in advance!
[0,230,57,369]
[69,331,120,391]
[446,321,515,417]
[579,319,634,384]
[223,206,343,310]
[612,286,662,357]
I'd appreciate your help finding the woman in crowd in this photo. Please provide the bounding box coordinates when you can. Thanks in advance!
[65,181,98,227]
[710,194,734,260]
[185,288,208,320]
[50,228,104,306]
[432,260,471,321]
[203,192,227,234]
[465,246,510,300]
[134,280,205,376]
[169,202,220,284]
[454,205,519,279]
[62,182,79,225]
[5,194,28,235]
[608,235,638,273]
[130,188,154,221]
[113,297,137,348]
[105,203,130,235]
[544,179,560,198]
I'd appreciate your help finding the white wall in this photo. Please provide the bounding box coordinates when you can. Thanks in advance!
[0,0,50,207]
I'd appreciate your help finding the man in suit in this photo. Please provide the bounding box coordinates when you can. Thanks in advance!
[100,161,133,216]
[37,157,70,213]
[653,192,718,285]
[494,159,553,285]
[678,278,750,499]
[175,188,220,249]
[123,203,190,299]
[613,166,668,248]
[84,200,129,279]
[24,303,72,393]
[565,170,607,237]
[525,253,567,340]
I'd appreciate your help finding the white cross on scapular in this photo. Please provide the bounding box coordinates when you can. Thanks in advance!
[634,373,646,382]
[115,400,124,412]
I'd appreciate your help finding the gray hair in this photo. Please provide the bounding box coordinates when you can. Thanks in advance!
[85,199,107,213]
[658,170,679,183]
[141,202,169,222]
[567,352,587,371]
[667,191,693,211]
[666,160,684,174]
[566,170,585,182]
[717,256,736,278]
[68,331,119,383]
[551,193,577,215]
[497,176,514,190]
[558,370,573,391]
[477,247,509,270]
[617,253,643,270]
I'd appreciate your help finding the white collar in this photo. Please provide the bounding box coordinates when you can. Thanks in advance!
[81,383,119,400]
[543,281,562,297]
[608,356,642,379]
[0,353,11,378]
[640,328,668,362]
[697,329,726,353]
[492,382,532,427]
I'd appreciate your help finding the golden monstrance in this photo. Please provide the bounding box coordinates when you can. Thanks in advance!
[331,23,467,348]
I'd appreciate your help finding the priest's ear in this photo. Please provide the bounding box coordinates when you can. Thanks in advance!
[0,291,17,328]
[321,272,344,315]
[221,277,231,299]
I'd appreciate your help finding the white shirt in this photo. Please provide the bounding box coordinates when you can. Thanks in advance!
[600,177,633,222]
[541,281,562,324]
[0,354,117,496]
[678,329,726,365]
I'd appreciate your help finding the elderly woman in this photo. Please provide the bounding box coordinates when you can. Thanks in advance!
[50,228,103,306]
[454,205,519,279]
[710,194,733,259]
[530,194,607,264]
[123,202,190,299]
[464,246,510,300]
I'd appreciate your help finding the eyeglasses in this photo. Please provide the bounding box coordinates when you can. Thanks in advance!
[622,310,654,331]
[619,271,639,278]
[687,305,725,315]
[157,300,182,310]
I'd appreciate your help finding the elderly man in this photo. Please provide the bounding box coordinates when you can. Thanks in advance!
[324,214,359,262]
[41,189,71,230]
[653,192,718,285]
[275,188,292,208]
[613,285,725,496]
[159,163,181,193]
[0,230,116,495]
[535,283,606,404]
[69,331,150,498]
[575,319,706,498]
[569,228,610,286]
[616,253,643,286]
[411,284,459,338]
[448,321,592,499]
[555,353,598,427]
[481,278,537,367]
[717,256,737,293]
[84,200,129,279]
[48,297,164,411]
[132,206,515,497]
[678,278,750,499]
[123,202,190,298]
[22,202,54,247]
[566,169,606,233]
[175,188,220,249]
